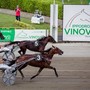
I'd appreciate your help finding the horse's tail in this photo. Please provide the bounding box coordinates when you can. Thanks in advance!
[5,41,21,46]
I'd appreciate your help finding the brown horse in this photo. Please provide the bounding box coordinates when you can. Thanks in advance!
[7,35,56,55]
[14,46,63,79]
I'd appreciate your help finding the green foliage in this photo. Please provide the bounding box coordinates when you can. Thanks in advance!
[60,0,88,5]
[0,0,88,19]
[0,0,10,8]
[15,20,35,29]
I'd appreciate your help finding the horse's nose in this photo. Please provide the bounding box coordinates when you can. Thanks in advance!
[53,40,56,43]
[61,51,64,54]
[54,41,56,43]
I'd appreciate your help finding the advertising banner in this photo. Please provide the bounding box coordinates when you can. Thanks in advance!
[14,29,48,41]
[0,29,48,42]
[0,28,15,42]
[63,5,90,41]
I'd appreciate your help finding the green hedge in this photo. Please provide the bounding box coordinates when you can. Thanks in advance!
[15,20,35,29]
[0,0,10,9]
[0,0,63,19]
[0,0,88,19]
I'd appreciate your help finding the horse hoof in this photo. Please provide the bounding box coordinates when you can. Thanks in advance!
[30,77,34,80]
[56,75,58,77]
[30,78,33,80]
[21,76,24,80]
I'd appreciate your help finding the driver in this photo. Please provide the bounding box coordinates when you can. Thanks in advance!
[0,44,16,66]
[0,45,10,52]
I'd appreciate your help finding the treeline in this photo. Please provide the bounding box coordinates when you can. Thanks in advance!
[0,0,63,19]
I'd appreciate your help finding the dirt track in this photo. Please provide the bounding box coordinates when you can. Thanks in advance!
[0,57,90,90]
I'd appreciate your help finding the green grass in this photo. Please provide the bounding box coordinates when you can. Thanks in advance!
[0,13,50,30]
[0,13,62,33]
[0,13,16,27]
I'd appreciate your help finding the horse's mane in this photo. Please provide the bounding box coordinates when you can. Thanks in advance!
[37,36,47,41]
[41,47,52,54]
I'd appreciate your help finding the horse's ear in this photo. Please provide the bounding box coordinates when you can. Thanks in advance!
[52,45,55,48]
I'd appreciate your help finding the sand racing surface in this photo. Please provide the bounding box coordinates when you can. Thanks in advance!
[0,43,90,90]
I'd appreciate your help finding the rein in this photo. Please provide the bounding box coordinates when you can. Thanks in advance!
[16,57,35,69]
[47,49,55,59]
[36,37,50,51]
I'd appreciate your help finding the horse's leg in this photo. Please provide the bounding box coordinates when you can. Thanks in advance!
[18,69,25,79]
[30,68,44,80]
[11,67,24,79]
[18,47,26,55]
[22,49,26,55]
[18,50,22,55]
[47,66,58,77]
[17,64,28,79]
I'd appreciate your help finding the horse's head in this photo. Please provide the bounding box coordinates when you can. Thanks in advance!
[52,45,63,55]
[47,35,56,43]
[37,35,56,43]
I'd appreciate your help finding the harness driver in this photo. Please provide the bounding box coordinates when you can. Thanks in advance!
[0,44,16,66]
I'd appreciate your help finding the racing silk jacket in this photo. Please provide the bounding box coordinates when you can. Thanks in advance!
[15,8,20,16]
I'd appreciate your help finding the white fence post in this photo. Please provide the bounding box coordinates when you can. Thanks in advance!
[50,4,58,42]
[62,0,64,4]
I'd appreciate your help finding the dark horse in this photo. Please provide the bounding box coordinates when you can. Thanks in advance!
[0,32,5,40]
[7,35,56,55]
[14,46,63,79]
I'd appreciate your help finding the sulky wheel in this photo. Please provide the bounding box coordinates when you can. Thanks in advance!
[2,68,16,86]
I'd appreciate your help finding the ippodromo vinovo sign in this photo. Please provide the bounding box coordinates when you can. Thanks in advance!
[0,28,48,42]
[63,5,90,41]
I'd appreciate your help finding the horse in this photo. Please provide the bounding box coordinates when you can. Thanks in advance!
[7,35,56,55]
[0,32,5,40]
[13,45,63,80]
